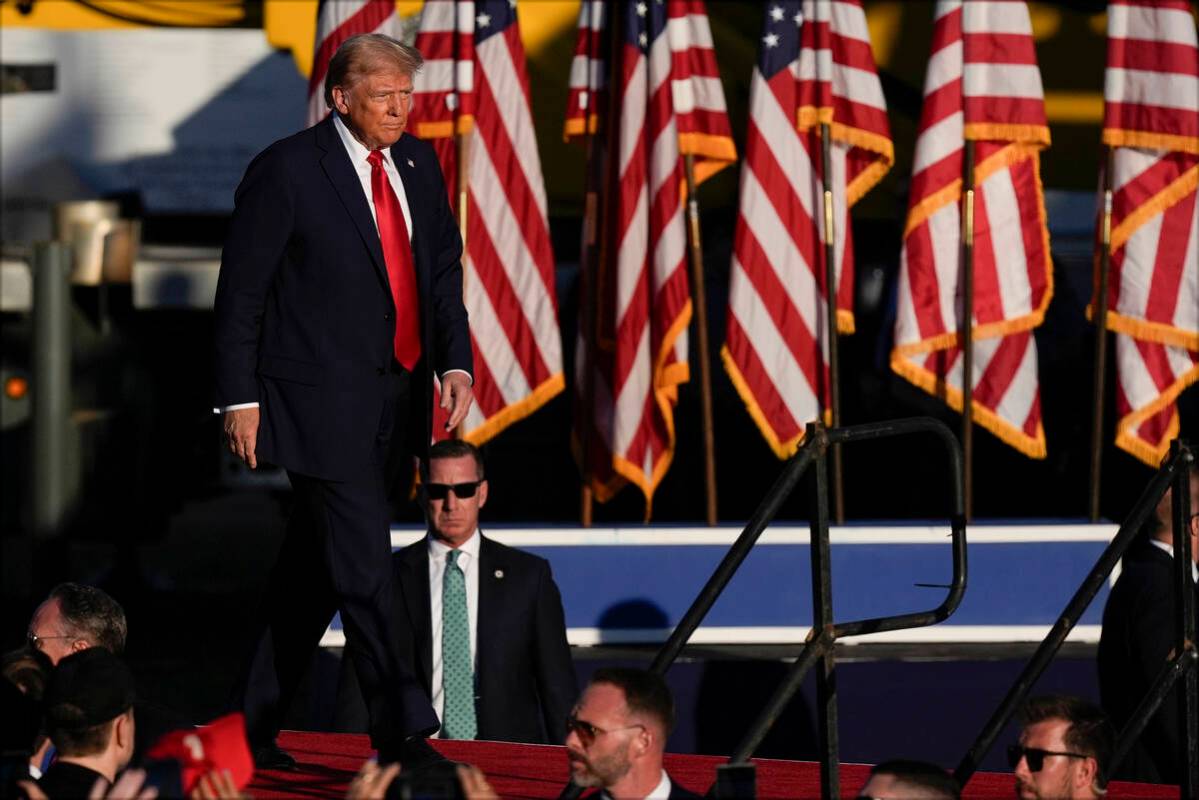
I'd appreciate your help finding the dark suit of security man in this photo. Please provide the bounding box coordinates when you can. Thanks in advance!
[213,34,472,767]
[338,440,577,744]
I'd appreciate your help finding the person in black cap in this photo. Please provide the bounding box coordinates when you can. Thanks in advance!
[38,649,136,799]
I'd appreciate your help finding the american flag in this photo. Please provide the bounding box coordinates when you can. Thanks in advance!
[307,0,404,127]
[891,0,1052,459]
[1100,0,1198,466]
[409,0,563,444]
[565,0,735,511]
[723,0,892,458]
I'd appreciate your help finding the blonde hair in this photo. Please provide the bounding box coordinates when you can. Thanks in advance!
[323,33,423,109]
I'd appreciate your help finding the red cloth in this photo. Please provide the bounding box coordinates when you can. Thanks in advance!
[367,149,420,370]
[250,731,1179,799]
[145,712,254,794]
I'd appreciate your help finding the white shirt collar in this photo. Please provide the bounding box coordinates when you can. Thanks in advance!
[1149,539,1199,582]
[601,770,671,800]
[428,529,481,565]
[332,113,395,170]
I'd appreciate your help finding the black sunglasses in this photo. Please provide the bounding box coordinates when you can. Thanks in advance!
[424,481,482,500]
[566,714,644,744]
[1007,744,1089,772]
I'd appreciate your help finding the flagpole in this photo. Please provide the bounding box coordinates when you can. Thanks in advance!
[579,0,623,527]
[960,139,976,521]
[1089,147,1114,522]
[452,129,470,441]
[683,154,719,526]
[819,121,846,524]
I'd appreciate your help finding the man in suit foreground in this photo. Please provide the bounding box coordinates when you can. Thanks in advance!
[565,668,699,800]
[214,33,472,768]
[339,439,577,744]
[1097,466,1198,784]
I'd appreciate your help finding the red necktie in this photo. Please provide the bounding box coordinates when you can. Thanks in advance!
[367,149,421,371]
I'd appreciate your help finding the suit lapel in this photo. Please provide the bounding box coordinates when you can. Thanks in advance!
[399,543,433,686]
[390,136,433,287]
[476,535,502,680]
[316,116,390,290]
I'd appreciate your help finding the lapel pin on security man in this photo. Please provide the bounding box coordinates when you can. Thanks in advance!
[494,569,504,580]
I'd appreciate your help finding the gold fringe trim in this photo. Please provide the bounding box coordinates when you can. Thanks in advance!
[838,309,855,335]
[1102,311,1199,351]
[903,143,1041,236]
[964,122,1050,148]
[563,113,600,142]
[1109,164,1199,253]
[890,351,1048,459]
[414,115,474,140]
[897,151,1055,353]
[721,344,805,459]
[795,107,895,206]
[677,132,737,186]
[1104,128,1199,156]
[462,372,566,447]
[1114,361,1199,467]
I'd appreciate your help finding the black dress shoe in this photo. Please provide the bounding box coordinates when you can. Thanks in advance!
[253,743,297,771]
[378,736,446,770]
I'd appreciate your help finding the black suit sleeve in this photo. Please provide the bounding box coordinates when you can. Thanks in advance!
[1129,570,1184,781]
[532,559,578,743]
[213,147,295,407]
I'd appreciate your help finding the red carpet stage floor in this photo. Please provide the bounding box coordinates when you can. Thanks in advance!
[249,731,1180,799]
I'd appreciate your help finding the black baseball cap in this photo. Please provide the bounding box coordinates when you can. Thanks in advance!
[44,648,135,729]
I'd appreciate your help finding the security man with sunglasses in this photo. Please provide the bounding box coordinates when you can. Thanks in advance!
[338,439,577,744]
[1009,695,1114,800]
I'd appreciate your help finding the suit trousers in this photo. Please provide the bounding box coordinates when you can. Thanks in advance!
[237,366,438,749]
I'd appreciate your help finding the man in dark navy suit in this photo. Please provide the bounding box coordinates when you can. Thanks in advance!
[338,439,577,744]
[213,33,472,768]
[1098,467,1198,785]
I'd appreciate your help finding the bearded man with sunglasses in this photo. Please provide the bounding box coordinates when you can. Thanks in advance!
[565,668,699,799]
[338,439,576,744]
[1009,695,1114,800]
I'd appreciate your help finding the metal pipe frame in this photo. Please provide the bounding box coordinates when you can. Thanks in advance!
[954,441,1196,790]
[650,417,967,800]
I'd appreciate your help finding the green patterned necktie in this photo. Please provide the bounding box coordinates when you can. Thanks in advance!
[441,548,477,739]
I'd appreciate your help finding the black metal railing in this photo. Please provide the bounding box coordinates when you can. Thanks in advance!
[650,417,969,799]
[954,439,1197,799]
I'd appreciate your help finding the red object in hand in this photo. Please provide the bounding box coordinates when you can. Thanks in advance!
[145,712,254,793]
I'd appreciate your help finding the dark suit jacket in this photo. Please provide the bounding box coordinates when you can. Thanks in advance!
[213,115,471,480]
[339,534,577,744]
[37,761,108,799]
[1098,540,1194,784]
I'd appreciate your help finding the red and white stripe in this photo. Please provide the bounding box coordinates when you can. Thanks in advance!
[412,1,563,444]
[307,0,403,127]
[722,0,892,458]
[568,1,735,511]
[891,0,1052,459]
[1101,0,1199,465]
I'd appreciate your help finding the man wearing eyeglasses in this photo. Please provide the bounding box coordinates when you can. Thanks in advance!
[565,668,699,799]
[27,583,126,667]
[338,439,576,744]
[1009,695,1114,800]
[1098,467,1198,784]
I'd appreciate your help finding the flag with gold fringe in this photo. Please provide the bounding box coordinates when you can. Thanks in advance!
[722,0,892,458]
[891,0,1053,458]
[1099,0,1199,466]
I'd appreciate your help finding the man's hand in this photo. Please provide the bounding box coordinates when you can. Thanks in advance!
[223,407,260,469]
[440,372,474,431]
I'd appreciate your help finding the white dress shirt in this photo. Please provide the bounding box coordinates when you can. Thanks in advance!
[599,770,672,800]
[216,113,465,414]
[428,529,481,733]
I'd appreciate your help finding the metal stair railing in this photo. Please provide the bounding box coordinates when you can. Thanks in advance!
[650,417,969,800]
[954,439,1197,799]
